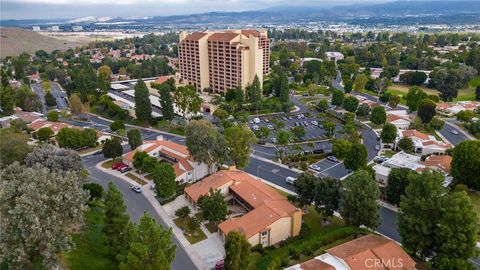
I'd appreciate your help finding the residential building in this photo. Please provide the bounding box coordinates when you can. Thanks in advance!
[395,129,452,155]
[286,234,416,270]
[387,113,410,130]
[436,101,480,116]
[178,30,270,93]
[122,137,209,184]
[373,151,452,187]
[184,168,302,247]
[325,51,344,62]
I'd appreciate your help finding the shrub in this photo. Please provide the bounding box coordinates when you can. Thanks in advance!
[251,244,266,255]
[454,184,468,193]
[175,206,191,219]
[82,183,103,200]
[187,217,200,232]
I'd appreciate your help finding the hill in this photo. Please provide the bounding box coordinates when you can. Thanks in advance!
[0,27,86,57]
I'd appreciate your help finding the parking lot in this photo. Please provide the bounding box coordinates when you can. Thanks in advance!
[248,113,342,143]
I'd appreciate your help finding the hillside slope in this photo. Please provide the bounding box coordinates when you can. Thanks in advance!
[0,27,85,57]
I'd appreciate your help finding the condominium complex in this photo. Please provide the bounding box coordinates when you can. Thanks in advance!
[178,30,270,93]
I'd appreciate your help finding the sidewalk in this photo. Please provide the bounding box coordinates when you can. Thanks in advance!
[95,162,209,270]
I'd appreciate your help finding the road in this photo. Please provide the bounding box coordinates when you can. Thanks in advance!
[31,82,69,113]
[83,151,197,270]
[438,120,471,146]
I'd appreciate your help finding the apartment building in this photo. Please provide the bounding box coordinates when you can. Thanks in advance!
[178,30,270,94]
[184,167,302,247]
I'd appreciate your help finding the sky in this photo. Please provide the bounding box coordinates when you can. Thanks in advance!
[1,0,393,20]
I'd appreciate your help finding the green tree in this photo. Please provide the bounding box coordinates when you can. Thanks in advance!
[370,106,386,125]
[127,128,143,150]
[315,177,340,222]
[82,182,104,201]
[355,103,370,117]
[134,79,152,122]
[224,125,256,168]
[451,140,480,190]
[380,123,397,145]
[433,191,478,268]
[418,99,436,123]
[294,173,318,209]
[317,99,328,112]
[186,120,226,173]
[247,75,262,106]
[224,231,251,270]
[174,85,202,119]
[386,168,416,205]
[102,138,123,159]
[0,163,88,269]
[256,126,270,144]
[0,85,15,116]
[331,88,345,106]
[353,74,368,92]
[119,213,175,270]
[47,110,59,121]
[344,143,367,171]
[275,130,291,159]
[103,182,130,257]
[132,151,149,172]
[68,93,83,115]
[331,139,352,159]
[456,110,475,122]
[291,126,306,140]
[429,116,445,130]
[36,127,54,142]
[398,137,415,153]
[152,162,177,199]
[342,96,359,113]
[157,82,175,121]
[110,120,125,132]
[45,91,57,107]
[323,120,336,137]
[339,170,381,229]
[199,189,228,225]
[405,86,428,111]
[24,144,85,175]
[388,94,400,108]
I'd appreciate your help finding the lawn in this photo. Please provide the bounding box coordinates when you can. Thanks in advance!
[387,80,478,102]
[382,150,396,158]
[78,144,103,155]
[64,201,117,270]
[101,158,122,169]
[125,173,147,186]
[173,217,207,244]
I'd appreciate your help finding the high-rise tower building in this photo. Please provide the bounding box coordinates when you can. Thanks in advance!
[178,30,270,94]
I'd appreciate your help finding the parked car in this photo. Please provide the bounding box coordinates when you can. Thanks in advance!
[151,183,156,190]
[327,156,338,162]
[311,121,318,126]
[252,125,259,131]
[286,176,297,185]
[264,118,270,123]
[451,129,459,135]
[309,164,320,171]
[253,117,261,124]
[375,156,388,164]
[116,163,128,171]
[375,145,380,150]
[270,137,277,144]
[93,150,103,155]
[111,162,124,170]
[267,125,274,130]
[131,186,142,193]
[120,166,132,173]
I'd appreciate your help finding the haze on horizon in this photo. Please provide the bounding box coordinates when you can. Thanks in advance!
[0,0,444,20]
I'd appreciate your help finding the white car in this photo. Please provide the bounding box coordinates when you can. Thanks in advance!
[451,129,459,135]
[252,125,259,131]
[375,145,380,150]
[286,176,296,185]
[267,125,274,130]
[253,117,261,124]
[131,186,142,193]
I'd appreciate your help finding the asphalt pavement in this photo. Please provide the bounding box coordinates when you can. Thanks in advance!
[438,120,471,146]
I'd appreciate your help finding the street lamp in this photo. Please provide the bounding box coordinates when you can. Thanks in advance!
[256,165,262,180]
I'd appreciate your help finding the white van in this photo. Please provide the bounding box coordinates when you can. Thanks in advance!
[286,176,296,185]
[253,117,261,124]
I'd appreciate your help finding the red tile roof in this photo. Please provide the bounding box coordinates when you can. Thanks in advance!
[422,154,452,174]
[327,234,416,270]
[402,129,429,140]
[208,32,239,42]
[184,32,208,41]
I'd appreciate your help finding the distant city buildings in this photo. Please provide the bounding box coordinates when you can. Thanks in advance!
[32,26,41,32]
[72,25,83,31]
[178,30,270,93]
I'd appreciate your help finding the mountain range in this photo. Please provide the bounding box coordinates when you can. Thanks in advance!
[1,1,480,26]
